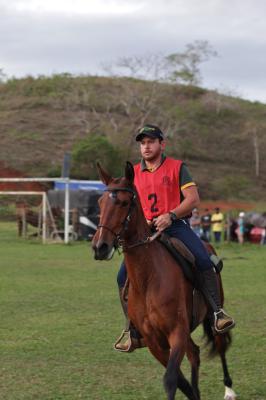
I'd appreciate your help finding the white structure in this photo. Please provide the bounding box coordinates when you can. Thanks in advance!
[0,177,70,243]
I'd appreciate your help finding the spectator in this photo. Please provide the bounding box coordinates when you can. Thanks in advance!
[189,208,201,237]
[236,212,245,244]
[211,207,224,243]
[260,228,266,245]
[201,208,212,242]
[228,217,238,242]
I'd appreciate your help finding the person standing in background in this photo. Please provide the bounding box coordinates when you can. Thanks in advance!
[201,208,212,242]
[189,208,201,237]
[211,207,224,243]
[236,212,245,244]
[260,228,266,245]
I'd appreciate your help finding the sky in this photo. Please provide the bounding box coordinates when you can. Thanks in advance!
[1,0,266,103]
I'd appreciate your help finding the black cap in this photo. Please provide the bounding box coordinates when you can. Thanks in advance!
[136,124,164,142]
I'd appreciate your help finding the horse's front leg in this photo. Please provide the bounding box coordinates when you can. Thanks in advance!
[139,316,170,367]
[164,327,200,400]
[145,338,170,367]
[186,338,201,399]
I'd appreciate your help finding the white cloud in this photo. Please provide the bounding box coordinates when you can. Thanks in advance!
[1,0,144,15]
[0,0,265,102]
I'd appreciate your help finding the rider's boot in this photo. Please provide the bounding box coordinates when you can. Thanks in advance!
[199,268,235,334]
[114,287,146,352]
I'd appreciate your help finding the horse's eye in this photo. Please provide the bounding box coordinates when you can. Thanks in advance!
[109,192,117,200]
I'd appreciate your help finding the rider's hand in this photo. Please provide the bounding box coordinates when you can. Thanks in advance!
[154,213,172,232]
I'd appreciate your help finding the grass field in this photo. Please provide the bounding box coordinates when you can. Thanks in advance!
[0,222,265,400]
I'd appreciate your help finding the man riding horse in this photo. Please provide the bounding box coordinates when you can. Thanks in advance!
[115,124,235,352]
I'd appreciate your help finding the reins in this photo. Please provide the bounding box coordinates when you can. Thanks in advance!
[120,230,161,250]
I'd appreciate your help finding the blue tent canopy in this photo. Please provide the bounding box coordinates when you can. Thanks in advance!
[54,180,106,191]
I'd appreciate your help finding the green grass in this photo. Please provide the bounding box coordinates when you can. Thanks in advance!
[0,222,265,399]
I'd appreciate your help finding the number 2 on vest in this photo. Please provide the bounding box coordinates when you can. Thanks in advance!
[148,193,159,212]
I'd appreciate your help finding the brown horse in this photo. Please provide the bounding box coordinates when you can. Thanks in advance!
[92,162,236,400]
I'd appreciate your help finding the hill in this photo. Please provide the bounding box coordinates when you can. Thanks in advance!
[0,74,265,201]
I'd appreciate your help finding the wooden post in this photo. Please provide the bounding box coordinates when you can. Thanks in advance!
[22,207,27,237]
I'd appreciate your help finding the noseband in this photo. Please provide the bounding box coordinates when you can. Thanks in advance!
[97,187,137,246]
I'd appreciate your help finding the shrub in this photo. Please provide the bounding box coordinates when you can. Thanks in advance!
[72,134,122,179]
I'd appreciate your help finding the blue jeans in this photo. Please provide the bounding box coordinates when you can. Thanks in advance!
[117,219,214,288]
[214,231,222,243]
[202,228,211,242]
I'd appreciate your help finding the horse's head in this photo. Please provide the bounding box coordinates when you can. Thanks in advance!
[92,162,136,260]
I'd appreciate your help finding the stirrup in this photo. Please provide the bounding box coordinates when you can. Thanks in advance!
[114,329,146,352]
[213,309,235,334]
[113,329,133,352]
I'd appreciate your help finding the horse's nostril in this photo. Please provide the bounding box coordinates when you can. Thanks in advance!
[94,242,111,260]
[100,242,109,254]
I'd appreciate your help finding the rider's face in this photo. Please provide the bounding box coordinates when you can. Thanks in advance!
[139,137,165,161]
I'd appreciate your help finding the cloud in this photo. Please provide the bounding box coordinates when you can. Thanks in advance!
[0,0,266,102]
[0,0,145,15]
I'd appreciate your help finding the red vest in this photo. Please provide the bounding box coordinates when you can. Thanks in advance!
[134,158,183,220]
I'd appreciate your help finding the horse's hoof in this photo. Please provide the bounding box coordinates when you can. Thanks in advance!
[224,386,237,400]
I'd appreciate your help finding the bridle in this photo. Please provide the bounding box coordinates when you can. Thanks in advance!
[97,186,160,251]
[97,187,137,248]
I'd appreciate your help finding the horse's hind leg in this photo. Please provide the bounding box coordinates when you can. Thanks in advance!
[164,331,199,400]
[221,354,237,400]
[203,316,237,400]
[186,338,201,399]
[215,335,237,400]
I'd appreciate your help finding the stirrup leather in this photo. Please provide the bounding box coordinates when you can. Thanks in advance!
[214,309,235,334]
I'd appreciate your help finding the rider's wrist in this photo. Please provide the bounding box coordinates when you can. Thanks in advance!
[168,211,178,223]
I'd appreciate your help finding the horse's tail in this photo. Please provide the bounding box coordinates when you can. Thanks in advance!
[202,317,232,357]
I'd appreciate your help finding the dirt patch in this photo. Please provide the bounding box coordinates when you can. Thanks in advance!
[200,200,255,212]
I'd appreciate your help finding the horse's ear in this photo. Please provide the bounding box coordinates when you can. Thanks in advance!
[125,161,134,184]
[96,162,112,185]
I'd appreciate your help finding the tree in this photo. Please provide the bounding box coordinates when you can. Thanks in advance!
[244,122,261,178]
[73,42,217,166]
[72,134,122,179]
[101,53,183,159]
[164,40,218,85]
[243,116,266,178]
[253,128,260,177]
[102,53,165,81]
[105,40,217,86]
[98,41,217,158]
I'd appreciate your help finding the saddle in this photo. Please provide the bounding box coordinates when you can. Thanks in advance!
[159,232,223,285]
[159,233,197,284]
